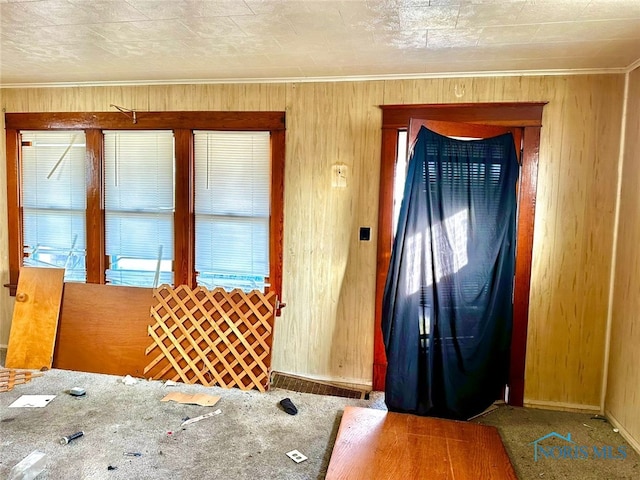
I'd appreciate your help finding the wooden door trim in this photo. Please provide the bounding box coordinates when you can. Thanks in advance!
[511,125,541,406]
[374,103,545,407]
[380,103,544,128]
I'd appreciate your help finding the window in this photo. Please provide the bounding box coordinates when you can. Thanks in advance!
[5,112,285,298]
[393,130,408,236]
[104,130,175,287]
[21,131,87,282]
[194,131,270,291]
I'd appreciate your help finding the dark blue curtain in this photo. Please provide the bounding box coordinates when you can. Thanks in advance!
[382,126,519,420]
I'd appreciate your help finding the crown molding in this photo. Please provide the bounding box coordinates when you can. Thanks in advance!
[626,57,640,73]
[0,66,631,89]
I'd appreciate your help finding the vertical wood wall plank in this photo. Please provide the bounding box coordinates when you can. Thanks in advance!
[606,66,640,446]
[522,76,568,403]
[148,85,197,111]
[275,81,382,384]
[524,76,623,408]
[0,93,13,345]
[24,86,150,112]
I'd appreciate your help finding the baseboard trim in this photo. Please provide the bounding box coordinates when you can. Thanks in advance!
[524,399,601,414]
[605,410,640,456]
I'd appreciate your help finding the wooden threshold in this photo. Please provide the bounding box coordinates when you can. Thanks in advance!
[326,406,517,480]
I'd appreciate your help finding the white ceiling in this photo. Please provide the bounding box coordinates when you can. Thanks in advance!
[1,0,639,86]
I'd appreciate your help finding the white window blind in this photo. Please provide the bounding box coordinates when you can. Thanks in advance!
[194,131,270,291]
[104,130,174,287]
[21,131,87,282]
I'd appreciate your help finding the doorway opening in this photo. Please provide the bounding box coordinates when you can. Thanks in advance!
[374,103,546,407]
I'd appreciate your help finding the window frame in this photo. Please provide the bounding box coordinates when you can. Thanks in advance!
[5,111,285,300]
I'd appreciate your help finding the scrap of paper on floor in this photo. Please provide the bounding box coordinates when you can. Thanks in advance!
[9,395,56,407]
[160,392,220,407]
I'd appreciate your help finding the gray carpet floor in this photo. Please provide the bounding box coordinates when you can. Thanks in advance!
[0,365,638,479]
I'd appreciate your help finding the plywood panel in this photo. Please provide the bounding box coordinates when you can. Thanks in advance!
[606,66,640,447]
[325,406,516,480]
[53,283,153,376]
[5,267,65,369]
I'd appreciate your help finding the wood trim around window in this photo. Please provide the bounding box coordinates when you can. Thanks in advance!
[270,129,286,312]
[173,128,195,288]
[5,111,286,131]
[5,129,21,296]
[5,111,285,301]
[374,103,545,407]
[85,129,105,284]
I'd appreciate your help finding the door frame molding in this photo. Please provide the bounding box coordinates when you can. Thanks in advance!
[374,103,546,407]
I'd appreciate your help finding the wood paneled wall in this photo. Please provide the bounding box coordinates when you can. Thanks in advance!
[0,74,625,408]
[606,66,640,448]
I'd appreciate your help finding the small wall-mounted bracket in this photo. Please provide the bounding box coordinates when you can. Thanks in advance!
[110,104,137,124]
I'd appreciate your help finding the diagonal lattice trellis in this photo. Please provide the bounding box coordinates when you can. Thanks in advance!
[144,285,276,392]
[0,368,43,392]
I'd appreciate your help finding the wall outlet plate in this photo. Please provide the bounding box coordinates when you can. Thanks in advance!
[286,449,308,463]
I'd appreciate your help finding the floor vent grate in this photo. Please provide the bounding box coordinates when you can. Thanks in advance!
[271,372,368,399]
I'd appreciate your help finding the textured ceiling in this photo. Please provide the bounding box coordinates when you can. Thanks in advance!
[1,0,639,86]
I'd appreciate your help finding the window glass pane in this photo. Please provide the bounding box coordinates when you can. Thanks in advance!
[21,131,87,282]
[194,131,270,291]
[104,130,174,287]
[393,130,408,237]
